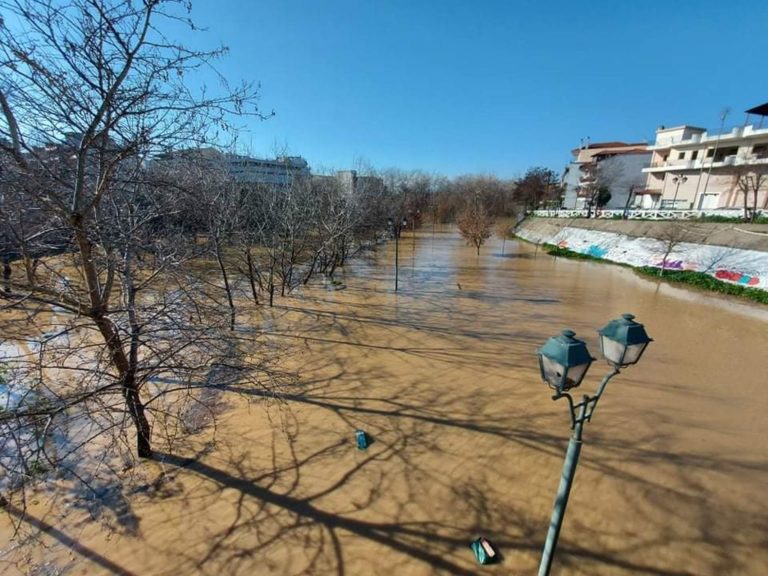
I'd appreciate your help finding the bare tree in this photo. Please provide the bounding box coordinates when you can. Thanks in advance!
[457,196,494,256]
[656,223,692,277]
[0,0,276,507]
[515,167,560,213]
[734,160,768,223]
[495,221,514,256]
[582,156,624,216]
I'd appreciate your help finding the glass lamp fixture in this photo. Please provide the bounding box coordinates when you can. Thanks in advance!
[538,330,595,393]
[598,313,652,367]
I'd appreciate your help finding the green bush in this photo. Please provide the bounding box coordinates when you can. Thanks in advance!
[635,267,768,304]
[543,245,615,264]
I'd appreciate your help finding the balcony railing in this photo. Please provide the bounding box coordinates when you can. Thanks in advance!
[649,124,768,149]
[532,208,764,220]
[643,155,768,172]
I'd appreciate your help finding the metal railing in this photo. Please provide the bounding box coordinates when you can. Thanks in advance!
[532,208,765,221]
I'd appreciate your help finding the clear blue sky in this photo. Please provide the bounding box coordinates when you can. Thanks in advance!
[172,0,768,178]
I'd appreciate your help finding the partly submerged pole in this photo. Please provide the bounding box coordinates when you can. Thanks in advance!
[538,400,586,576]
[395,227,399,292]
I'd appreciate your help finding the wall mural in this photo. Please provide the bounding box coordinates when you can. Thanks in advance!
[655,259,685,270]
[586,245,608,259]
[714,269,760,286]
[518,225,768,291]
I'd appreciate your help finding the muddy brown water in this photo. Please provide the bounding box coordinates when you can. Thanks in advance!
[2,227,767,575]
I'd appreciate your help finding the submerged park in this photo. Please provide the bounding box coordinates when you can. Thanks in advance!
[2,225,767,575]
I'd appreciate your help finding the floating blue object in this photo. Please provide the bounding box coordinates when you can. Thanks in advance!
[355,430,370,450]
[470,537,497,565]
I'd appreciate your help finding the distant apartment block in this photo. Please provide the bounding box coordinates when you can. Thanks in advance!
[641,105,768,210]
[313,170,385,196]
[155,148,311,186]
[227,154,310,185]
[562,141,651,209]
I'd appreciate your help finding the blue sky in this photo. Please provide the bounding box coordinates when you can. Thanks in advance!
[171,0,768,178]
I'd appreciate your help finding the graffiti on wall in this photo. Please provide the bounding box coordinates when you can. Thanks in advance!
[654,259,685,270]
[585,245,607,258]
[517,224,768,291]
[714,269,760,286]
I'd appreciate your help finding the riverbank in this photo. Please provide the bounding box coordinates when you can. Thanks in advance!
[541,244,768,305]
[516,217,768,294]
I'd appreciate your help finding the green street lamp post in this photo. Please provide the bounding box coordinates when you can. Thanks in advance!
[537,314,652,576]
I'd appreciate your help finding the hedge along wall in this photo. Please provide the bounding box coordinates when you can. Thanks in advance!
[516,222,768,291]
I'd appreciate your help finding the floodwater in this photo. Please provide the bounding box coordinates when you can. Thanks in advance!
[2,227,767,575]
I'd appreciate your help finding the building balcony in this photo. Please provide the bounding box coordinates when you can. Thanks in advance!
[642,155,768,173]
[648,124,768,150]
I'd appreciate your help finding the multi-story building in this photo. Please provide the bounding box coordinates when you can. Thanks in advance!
[226,154,310,186]
[312,170,385,197]
[154,148,310,186]
[334,170,385,196]
[640,108,768,210]
[562,141,650,210]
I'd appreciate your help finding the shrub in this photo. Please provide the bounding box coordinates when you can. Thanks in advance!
[635,267,768,304]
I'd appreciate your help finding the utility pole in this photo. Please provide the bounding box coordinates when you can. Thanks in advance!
[693,107,729,209]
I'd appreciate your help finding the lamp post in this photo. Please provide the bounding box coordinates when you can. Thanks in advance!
[387,217,408,291]
[671,174,688,209]
[537,314,652,576]
[411,209,420,254]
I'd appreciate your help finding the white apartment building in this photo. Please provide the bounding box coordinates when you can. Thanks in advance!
[640,113,768,210]
[226,154,310,186]
[562,141,650,209]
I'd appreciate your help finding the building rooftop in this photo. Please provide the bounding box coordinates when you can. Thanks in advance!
[593,148,651,157]
[654,125,706,133]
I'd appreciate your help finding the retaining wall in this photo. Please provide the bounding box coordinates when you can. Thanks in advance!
[516,218,768,290]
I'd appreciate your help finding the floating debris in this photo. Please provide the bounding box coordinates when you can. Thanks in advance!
[470,537,498,565]
[355,430,370,450]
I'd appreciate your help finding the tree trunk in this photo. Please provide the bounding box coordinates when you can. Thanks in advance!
[752,189,758,223]
[73,222,153,459]
[244,247,259,305]
[303,253,319,285]
[123,383,152,458]
[2,258,10,293]
[268,258,275,307]
[744,191,750,222]
[214,237,236,331]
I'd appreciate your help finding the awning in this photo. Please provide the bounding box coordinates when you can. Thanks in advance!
[745,102,768,116]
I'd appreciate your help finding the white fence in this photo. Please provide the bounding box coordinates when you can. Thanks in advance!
[532,208,765,221]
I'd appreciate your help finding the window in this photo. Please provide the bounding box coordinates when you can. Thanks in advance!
[714,146,738,162]
[752,144,768,159]
[706,148,714,158]
[678,152,685,160]
[692,150,699,160]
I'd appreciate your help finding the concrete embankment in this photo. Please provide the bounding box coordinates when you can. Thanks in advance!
[516,217,768,290]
